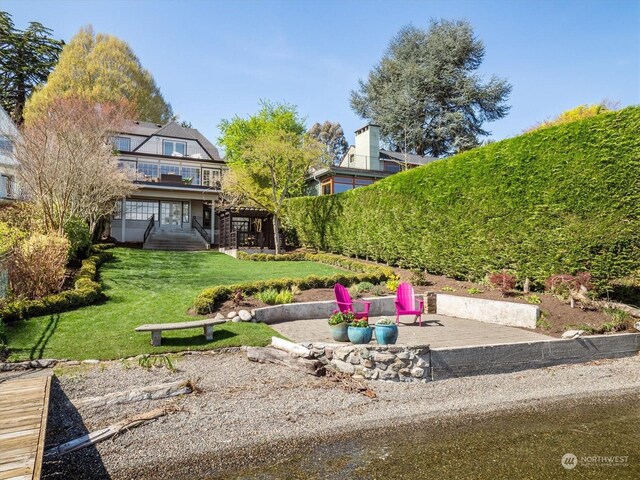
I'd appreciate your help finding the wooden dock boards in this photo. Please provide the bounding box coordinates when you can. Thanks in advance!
[0,375,52,480]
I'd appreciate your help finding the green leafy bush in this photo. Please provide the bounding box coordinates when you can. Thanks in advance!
[0,245,114,322]
[0,222,26,257]
[286,107,640,293]
[254,288,279,304]
[64,217,92,261]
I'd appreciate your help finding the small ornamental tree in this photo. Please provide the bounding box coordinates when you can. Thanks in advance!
[12,97,137,237]
[488,271,517,296]
[545,272,592,308]
[219,102,323,254]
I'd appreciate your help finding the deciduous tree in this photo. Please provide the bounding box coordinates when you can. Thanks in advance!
[308,121,349,165]
[24,26,172,124]
[0,11,64,124]
[219,102,323,254]
[12,97,137,237]
[350,20,511,157]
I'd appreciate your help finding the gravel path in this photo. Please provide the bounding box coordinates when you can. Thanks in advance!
[23,351,640,479]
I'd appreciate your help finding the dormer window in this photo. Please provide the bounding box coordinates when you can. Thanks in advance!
[0,135,14,154]
[163,140,186,157]
[113,136,131,152]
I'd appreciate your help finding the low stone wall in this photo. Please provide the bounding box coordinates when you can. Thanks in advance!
[430,332,640,380]
[254,296,399,324]
[304,343,431,382]
[436,293,540,329]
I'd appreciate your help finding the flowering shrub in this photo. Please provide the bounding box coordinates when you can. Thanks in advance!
[349,318,369,328]
[328,310,355,325]
[375,317,394,325]
[386,274,401,293]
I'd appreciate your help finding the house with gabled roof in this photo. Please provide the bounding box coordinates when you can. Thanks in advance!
[110,120,227,249]
[0,107,19,204]
[306,124,437,195]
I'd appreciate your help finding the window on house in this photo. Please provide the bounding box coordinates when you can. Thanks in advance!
[118,159,137,177]
[333,183,354,194]
[383,162,401,173]
[0,136,12,154]
[180,166,201,185]
[113,136,131,152]
[137,162,158,180]
[163,140,186,156]
[202,168,222,188]
[114,200,158,220]
[182,202,190,223]
[159,164,181,176]
[321,182,332,195]
[231,217,250,232]
[355,178,373,186]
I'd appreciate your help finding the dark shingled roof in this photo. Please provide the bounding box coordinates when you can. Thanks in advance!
[120,120,221,160]
[154,122,221,160]
[120,120,164,137]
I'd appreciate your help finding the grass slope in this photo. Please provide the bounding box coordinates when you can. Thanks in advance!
[5,248,341,361]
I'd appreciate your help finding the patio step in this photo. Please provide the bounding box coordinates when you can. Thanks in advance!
[144,229,209,251]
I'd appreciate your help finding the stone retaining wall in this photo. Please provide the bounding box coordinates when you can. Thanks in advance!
[303,343,431,382]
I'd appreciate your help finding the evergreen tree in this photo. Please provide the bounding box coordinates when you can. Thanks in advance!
[0,11,64,124]
[308,121,349,165]
[24,26,172,124]
[350,20,511,157]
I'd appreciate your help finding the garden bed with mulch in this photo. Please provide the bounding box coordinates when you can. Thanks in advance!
[215,269,638,339]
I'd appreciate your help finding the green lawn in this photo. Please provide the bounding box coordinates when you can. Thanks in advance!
[5,248,341,361]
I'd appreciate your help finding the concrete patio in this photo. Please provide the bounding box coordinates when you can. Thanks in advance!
[270,314,552,348]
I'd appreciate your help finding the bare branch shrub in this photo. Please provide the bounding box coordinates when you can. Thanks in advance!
[12,97,137,237]
[8,233,69,299]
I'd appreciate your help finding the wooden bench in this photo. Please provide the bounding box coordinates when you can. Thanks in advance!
[135,319,226,346]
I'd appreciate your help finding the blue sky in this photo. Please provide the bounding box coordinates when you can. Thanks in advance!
[4,0,639,148]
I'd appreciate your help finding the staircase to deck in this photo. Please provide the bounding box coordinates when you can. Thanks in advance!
[143,228,209,251]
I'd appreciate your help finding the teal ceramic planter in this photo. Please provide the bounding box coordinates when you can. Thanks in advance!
[375,324,398,345]
[348,326,373,344]
[329,322,350,342]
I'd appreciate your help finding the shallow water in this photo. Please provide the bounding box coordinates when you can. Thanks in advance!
[226,393,639,479]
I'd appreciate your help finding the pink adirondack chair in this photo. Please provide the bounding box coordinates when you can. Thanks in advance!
[333,284,371,320]
[395,282,424,327]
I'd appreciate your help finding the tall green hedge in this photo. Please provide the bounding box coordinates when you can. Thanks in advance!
[287,107,640,290]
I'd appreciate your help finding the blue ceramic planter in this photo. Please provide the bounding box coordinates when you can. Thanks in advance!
[375,324,398,345]
[348,326,373,344]
[329,323,350,342]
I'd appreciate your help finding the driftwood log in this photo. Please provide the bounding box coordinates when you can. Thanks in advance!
[246,346,326,376]
[71,380,193,409]
[45,406,177,457]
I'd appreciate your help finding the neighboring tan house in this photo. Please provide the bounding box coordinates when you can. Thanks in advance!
[306,124,437,195]
[0,107,19,204]
[110,121,226,250]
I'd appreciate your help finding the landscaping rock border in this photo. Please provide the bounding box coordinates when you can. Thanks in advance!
[300,342,431,383]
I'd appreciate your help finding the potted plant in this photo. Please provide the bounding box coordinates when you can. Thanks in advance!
[375,317,398,345]
[328,310,354,342]
[347,318,373,344]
